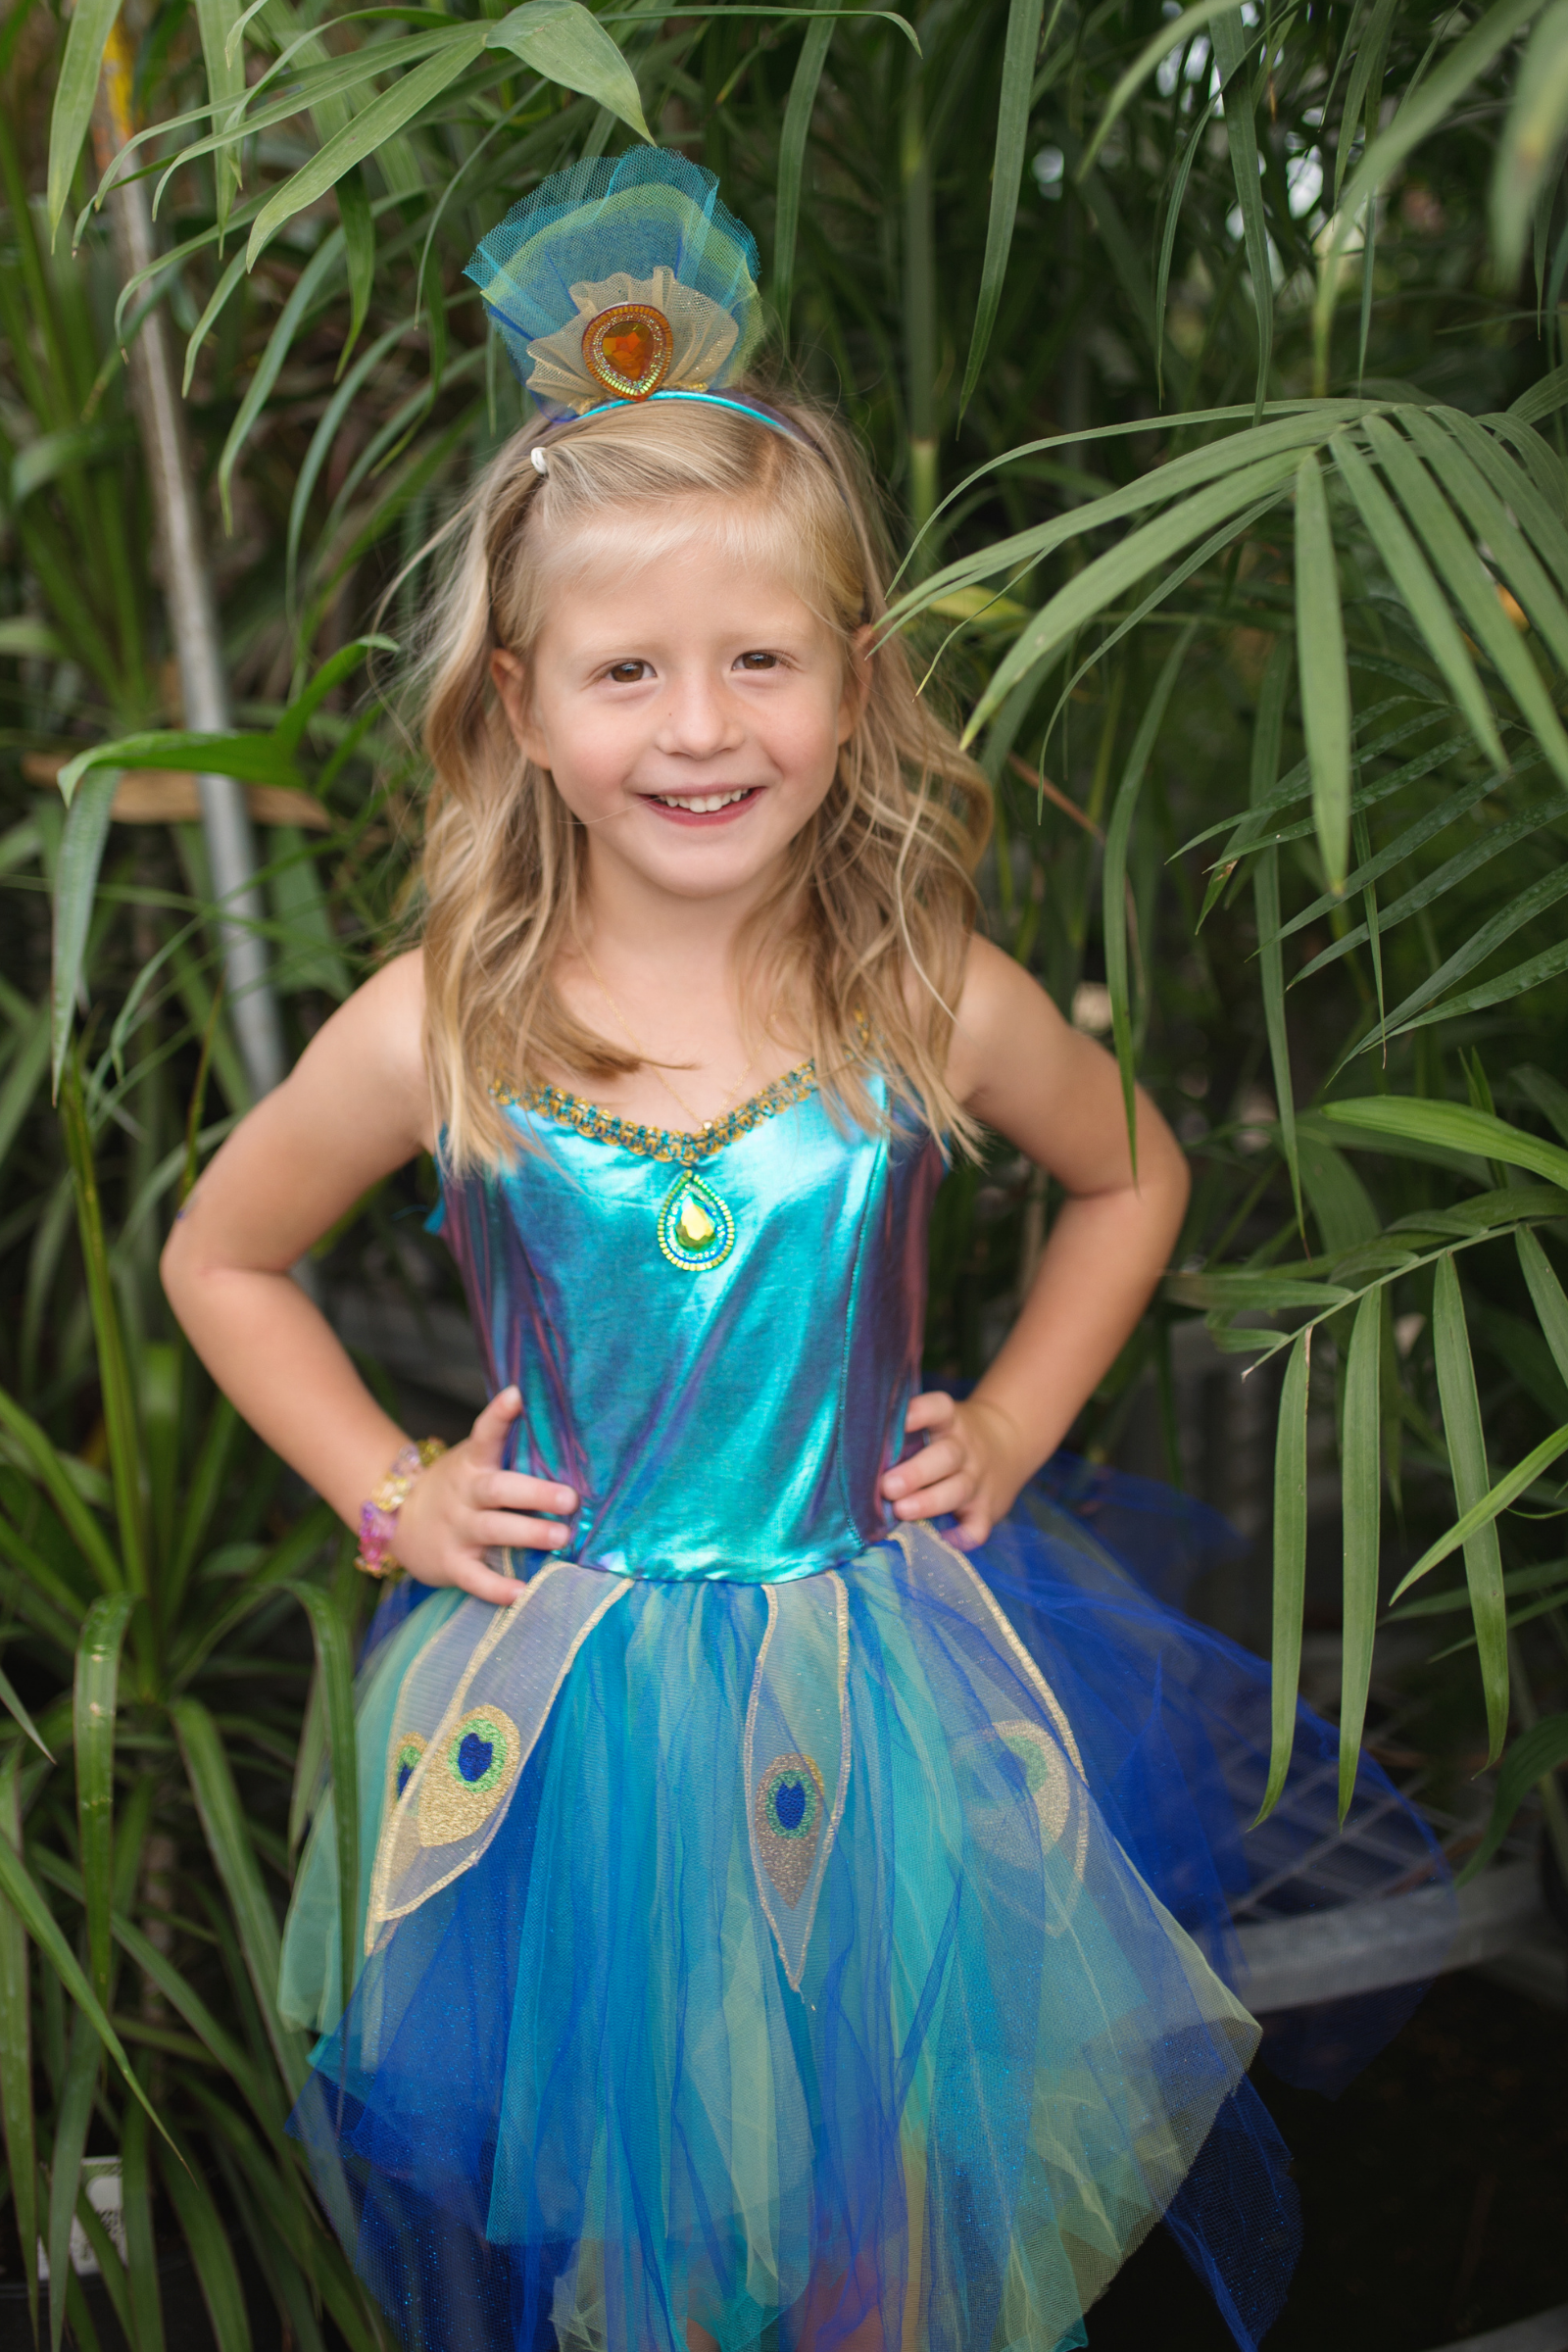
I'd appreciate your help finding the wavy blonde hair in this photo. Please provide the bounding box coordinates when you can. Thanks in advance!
[415,383,991,1172]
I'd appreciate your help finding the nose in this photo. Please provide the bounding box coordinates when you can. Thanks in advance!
[653,666,743,762]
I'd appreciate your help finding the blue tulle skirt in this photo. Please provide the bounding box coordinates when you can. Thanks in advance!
[281,1471,1448,2352]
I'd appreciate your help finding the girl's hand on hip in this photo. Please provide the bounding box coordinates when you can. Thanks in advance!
[879,1391,1026,1550]
[392,1387,577,1603]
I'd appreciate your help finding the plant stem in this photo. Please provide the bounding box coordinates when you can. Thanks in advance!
[902,35,938,549]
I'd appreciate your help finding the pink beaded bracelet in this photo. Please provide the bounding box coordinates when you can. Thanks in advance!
[355,1438,447,1578]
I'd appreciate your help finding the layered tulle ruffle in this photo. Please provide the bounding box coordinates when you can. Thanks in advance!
[281,1481,1446,2352]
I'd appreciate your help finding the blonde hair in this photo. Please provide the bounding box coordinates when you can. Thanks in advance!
[415,384,991,1172]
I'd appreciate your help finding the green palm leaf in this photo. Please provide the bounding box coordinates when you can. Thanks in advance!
[74,1592,136,2010]
[1080,0,1249,174]
[47,2015,102,2352]
[1347,862,1568,1048]
[1321,1096,1568,1190]
[957,0,1048,413]
[1339,1292,1383,1822]
[960,448,1302,744]
[1250,634,1298,1228]
[1492,0,1568,278]
[121,2093,168,2352]
[1332,433,1504,769]
[1430,1253,1509,1762]
[0,1751,39,2352]
[1317,0,1543,369]
[1210,8,1271,416]
[194,0,247,229]
[771,0,836,344]
[1293,445,1353,890]
[285,1583,360,2032]
[245,4,651,267]
[160,2129,254,2352]
[0,1812,171,2138]
[45,0,122,240]
[1103,633,1190,1166]
[1402,408,1568,675]
[1362,414,1568,784]
[1458,1710,1568,1884]
[172,1698,306,2093]
[60,1066,146,1596]
[50,766,119,1099]
[1256,1329,1310,1819]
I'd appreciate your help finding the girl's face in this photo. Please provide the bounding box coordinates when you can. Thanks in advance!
[493,505,866,912]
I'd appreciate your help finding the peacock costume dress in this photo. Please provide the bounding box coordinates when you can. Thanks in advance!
[280,1063,1447,2352]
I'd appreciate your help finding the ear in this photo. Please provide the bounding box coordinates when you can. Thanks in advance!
[491,648,549,765]
[837,623,876,746]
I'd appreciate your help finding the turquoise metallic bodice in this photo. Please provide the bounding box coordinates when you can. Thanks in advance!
[439,1068,942,1583]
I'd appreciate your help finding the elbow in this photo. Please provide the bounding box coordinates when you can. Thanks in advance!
[1141,1094,1191,1229]
[1169,1128,1193,1215]
[159,1213,197,1324]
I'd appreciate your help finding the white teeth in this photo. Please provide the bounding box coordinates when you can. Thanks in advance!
[652,789,752,813]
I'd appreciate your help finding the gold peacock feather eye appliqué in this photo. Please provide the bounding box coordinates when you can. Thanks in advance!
[388,1733,426,1811]
[581,302,674,399]
[658,1168,736,1271]
[753,1753,826,1909]
[417,1704,523,1848]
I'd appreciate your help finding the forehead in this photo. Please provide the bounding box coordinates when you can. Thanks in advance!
[530,492,839,637]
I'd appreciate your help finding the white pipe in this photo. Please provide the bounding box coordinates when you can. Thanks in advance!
[94,32,285,1101]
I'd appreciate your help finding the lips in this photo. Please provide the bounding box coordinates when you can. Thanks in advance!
[640,786,761,826]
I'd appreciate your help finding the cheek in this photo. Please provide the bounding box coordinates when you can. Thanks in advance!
[770,692,848,789]
[532,707,634,803]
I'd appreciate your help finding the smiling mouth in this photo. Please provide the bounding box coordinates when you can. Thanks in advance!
[643,786,760,817]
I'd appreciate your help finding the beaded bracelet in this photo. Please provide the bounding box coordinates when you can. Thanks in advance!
[355,1438,447,1578]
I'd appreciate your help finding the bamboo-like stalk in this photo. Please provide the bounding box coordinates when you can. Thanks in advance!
[91,23,284,1101]
[901,36,938,549]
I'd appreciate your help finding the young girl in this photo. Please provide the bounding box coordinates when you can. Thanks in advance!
[163,151,1442,2352]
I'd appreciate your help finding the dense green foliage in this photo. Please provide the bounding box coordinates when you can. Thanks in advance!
[3,0,1568,2340]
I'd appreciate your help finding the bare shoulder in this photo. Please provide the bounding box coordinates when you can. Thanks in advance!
[946,934,1074,1112]
[945,934,1162,1190]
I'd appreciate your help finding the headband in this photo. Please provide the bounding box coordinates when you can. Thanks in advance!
[466,150,816,455]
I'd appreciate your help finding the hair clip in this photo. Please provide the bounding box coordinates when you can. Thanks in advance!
[530,445,549,476]
[466,150,762,418]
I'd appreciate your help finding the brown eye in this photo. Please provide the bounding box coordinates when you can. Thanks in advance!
[608,661,647,683]
[738,651,778,670]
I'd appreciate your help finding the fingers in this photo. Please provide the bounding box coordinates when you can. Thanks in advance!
[902,1389,956,1436]
[395,1405,579,1597]
[466,1384,523,1467]
[470,1466,577,1518]
[407,1513,566,1599]
[882,1434,963,1501]
[437,1557,529,1605]
[888,1464,996,1546]
[465,1466,577,1555]
[890,1469,976,1522]
[946,1503,995,1552]
[469,1510,573,1552]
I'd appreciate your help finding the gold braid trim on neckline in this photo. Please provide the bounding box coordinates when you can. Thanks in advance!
[492,1058,819,1164]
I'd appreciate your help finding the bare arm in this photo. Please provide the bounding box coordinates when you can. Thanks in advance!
[880,936,1189,1545]
[160,952,574,1601]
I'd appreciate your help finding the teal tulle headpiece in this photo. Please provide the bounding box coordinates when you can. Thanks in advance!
[465,150,765,417]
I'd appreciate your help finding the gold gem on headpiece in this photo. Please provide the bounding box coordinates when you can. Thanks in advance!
[525,269,737,415]
[581,302,674,400]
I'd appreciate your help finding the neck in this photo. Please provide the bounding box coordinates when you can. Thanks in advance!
[577,843,780,979]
